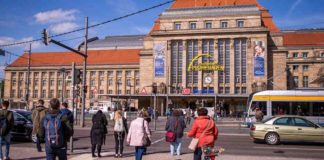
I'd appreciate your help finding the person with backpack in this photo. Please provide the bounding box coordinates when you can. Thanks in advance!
[165,109,186,157]
[0,101,14,160]
[113,110,128,158]
[32,99,48,152]
[127,111,151,160]
[41,98,73,160]
[90,110,108,158]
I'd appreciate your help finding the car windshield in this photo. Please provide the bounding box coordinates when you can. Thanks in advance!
[17,111,32,121]
[262,117,276,123]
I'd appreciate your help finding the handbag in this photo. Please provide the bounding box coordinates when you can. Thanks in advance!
[142,119,151,147]
[165,118,178,142]
[188,120,211,151]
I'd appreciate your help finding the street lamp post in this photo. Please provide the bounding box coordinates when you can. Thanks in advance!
[117,79,121,110]
[59,68,66,103]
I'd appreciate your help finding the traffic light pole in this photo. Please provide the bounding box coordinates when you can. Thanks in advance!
[81,17,88,127]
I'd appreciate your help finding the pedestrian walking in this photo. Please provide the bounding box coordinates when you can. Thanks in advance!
[185,107,192,125]
[32,99,48,152]
[0,101,14,160]
[41,98,73,160]
[113,110,128,158]
[188,107,218,160]
[60,102,74,150]
[165,110,186,156]
[127,111,151,160]
[90,110,108,158]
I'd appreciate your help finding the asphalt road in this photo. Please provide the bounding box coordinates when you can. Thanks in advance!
[9,118,324,160]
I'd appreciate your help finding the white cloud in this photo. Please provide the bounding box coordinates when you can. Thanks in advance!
[34,9,78,24]
[287,0,303,17]
[134,26,150,34]
[0,37,15,45]
[106,0,138,15]
[49,22,79,34]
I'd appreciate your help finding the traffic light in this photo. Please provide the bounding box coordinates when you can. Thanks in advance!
[73,69,82,84]
[152,82,157,94]
[42,29,50,45]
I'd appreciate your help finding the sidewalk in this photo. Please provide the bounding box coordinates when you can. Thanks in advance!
[69,152,319,160]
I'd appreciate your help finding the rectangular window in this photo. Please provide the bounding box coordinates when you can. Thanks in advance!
[171,40,183,90]
[108,71,114,77]
[99,90,104,94]
[117,79,122,85]
[126,79,131,86]
[49,72,54,78]
[293,52,298,58]
[90,79,96,86]
[174,22,181,30]
[241,87,246,94]
[66,90,70,98]
[33,90,38,98]
[302,52,308,58]
[12,79,16,87]
[10,89,16,98]
[293,65,299,71]
[303,65,309,71]
[135,70,139,77]
[237,20,244,28]
[303,76,309,88]
[126,90,131,94]
[117,71,122,77]
[218,87,224,94]
[218,39,230,84]
[189,22,197,29]
[34,79,39,87]
[18,90,23,98]
[42,79,47,86]
[235,87,240,94]
[117,90,122,94]
[108,79,113,86]
[90,71,96,77]
[50,79,54,86]
[108,90,113,94]
[136,79,140,86]
[49,90,54,98]
[126,70,132,77]
[186,40,199,85]
[225,87,230,94]
[205,21,212,29]
[286,53,290,58]
[99,71,104,77]
[293,76,299,88]
[18,72,24,78]
[321,52,324,57]
[99,77,104,86]
[220,21,228,28]
[58,90,62,98]
[34,72,39,77]
[234,39,247,84]
[41,90,46,98]
[58,80,62,86]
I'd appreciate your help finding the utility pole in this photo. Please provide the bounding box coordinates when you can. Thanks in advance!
[25,44,31,110]
[81,17,89,127]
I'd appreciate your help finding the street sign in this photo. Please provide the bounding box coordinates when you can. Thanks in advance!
[140,87,147,95]
[182,88,191,95]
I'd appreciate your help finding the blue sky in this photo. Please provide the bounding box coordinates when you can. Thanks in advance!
[1,0,324,78]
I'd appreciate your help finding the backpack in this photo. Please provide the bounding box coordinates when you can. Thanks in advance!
[44,113,65,149]
[114,119,124,132]
[0,115,8,137]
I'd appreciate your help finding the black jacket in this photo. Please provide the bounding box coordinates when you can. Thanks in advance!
[165,116,186,138]
[0,109,14,136]
[91,111,108,145]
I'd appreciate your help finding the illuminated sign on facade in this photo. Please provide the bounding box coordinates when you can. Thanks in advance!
[187,54,224,72]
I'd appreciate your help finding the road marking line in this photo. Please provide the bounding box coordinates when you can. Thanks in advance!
[253,146,324,151]
[151,137,165,145]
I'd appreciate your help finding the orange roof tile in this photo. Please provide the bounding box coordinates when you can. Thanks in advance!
[149,0,280,33]
[9,49,140,67]
[283,32,324,47]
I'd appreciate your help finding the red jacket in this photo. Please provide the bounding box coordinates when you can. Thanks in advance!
[187,116,218,147]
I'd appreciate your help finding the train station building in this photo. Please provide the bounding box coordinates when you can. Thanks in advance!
[3,0,324,114]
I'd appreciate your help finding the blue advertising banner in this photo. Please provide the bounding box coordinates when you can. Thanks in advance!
[253,41,265,77]
[154,43,165,77]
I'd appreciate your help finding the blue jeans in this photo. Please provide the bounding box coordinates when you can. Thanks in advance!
[0,134,11,159]
[170,138,182,156]
[135,146,146,160]
[45,146,67,160]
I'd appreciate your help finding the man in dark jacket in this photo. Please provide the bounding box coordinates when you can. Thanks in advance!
[91,110,107,158]
[40,98,73,160]
[32,99,48,152]
[0,101,14,160]
[165,109,186,156]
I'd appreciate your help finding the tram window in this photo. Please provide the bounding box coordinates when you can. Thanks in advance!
[251,101,267,115]
[272,102,290,115]
[292,102,310,116]
[313,102,324,117]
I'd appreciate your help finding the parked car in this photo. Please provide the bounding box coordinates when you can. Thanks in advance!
[10,110,35,142]
[250,116,324,145]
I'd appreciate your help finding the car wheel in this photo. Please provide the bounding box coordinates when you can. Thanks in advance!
[265,132,280,145]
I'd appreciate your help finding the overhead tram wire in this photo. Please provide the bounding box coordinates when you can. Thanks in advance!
[0,0,175,48]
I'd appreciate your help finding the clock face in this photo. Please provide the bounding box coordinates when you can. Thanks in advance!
[204,76,213,84]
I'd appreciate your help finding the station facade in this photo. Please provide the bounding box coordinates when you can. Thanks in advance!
[3,0,324,115]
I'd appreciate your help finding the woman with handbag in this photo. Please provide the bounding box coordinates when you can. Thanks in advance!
[165,109,186,156]
[113,110,128,158]
[187,107,218,160]
[127,111,151,160]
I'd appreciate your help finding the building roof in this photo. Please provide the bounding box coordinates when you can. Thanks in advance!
[283,31,324,47]
[87,35,145,50]
[150,0,279,33]
[8,49,140,67]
